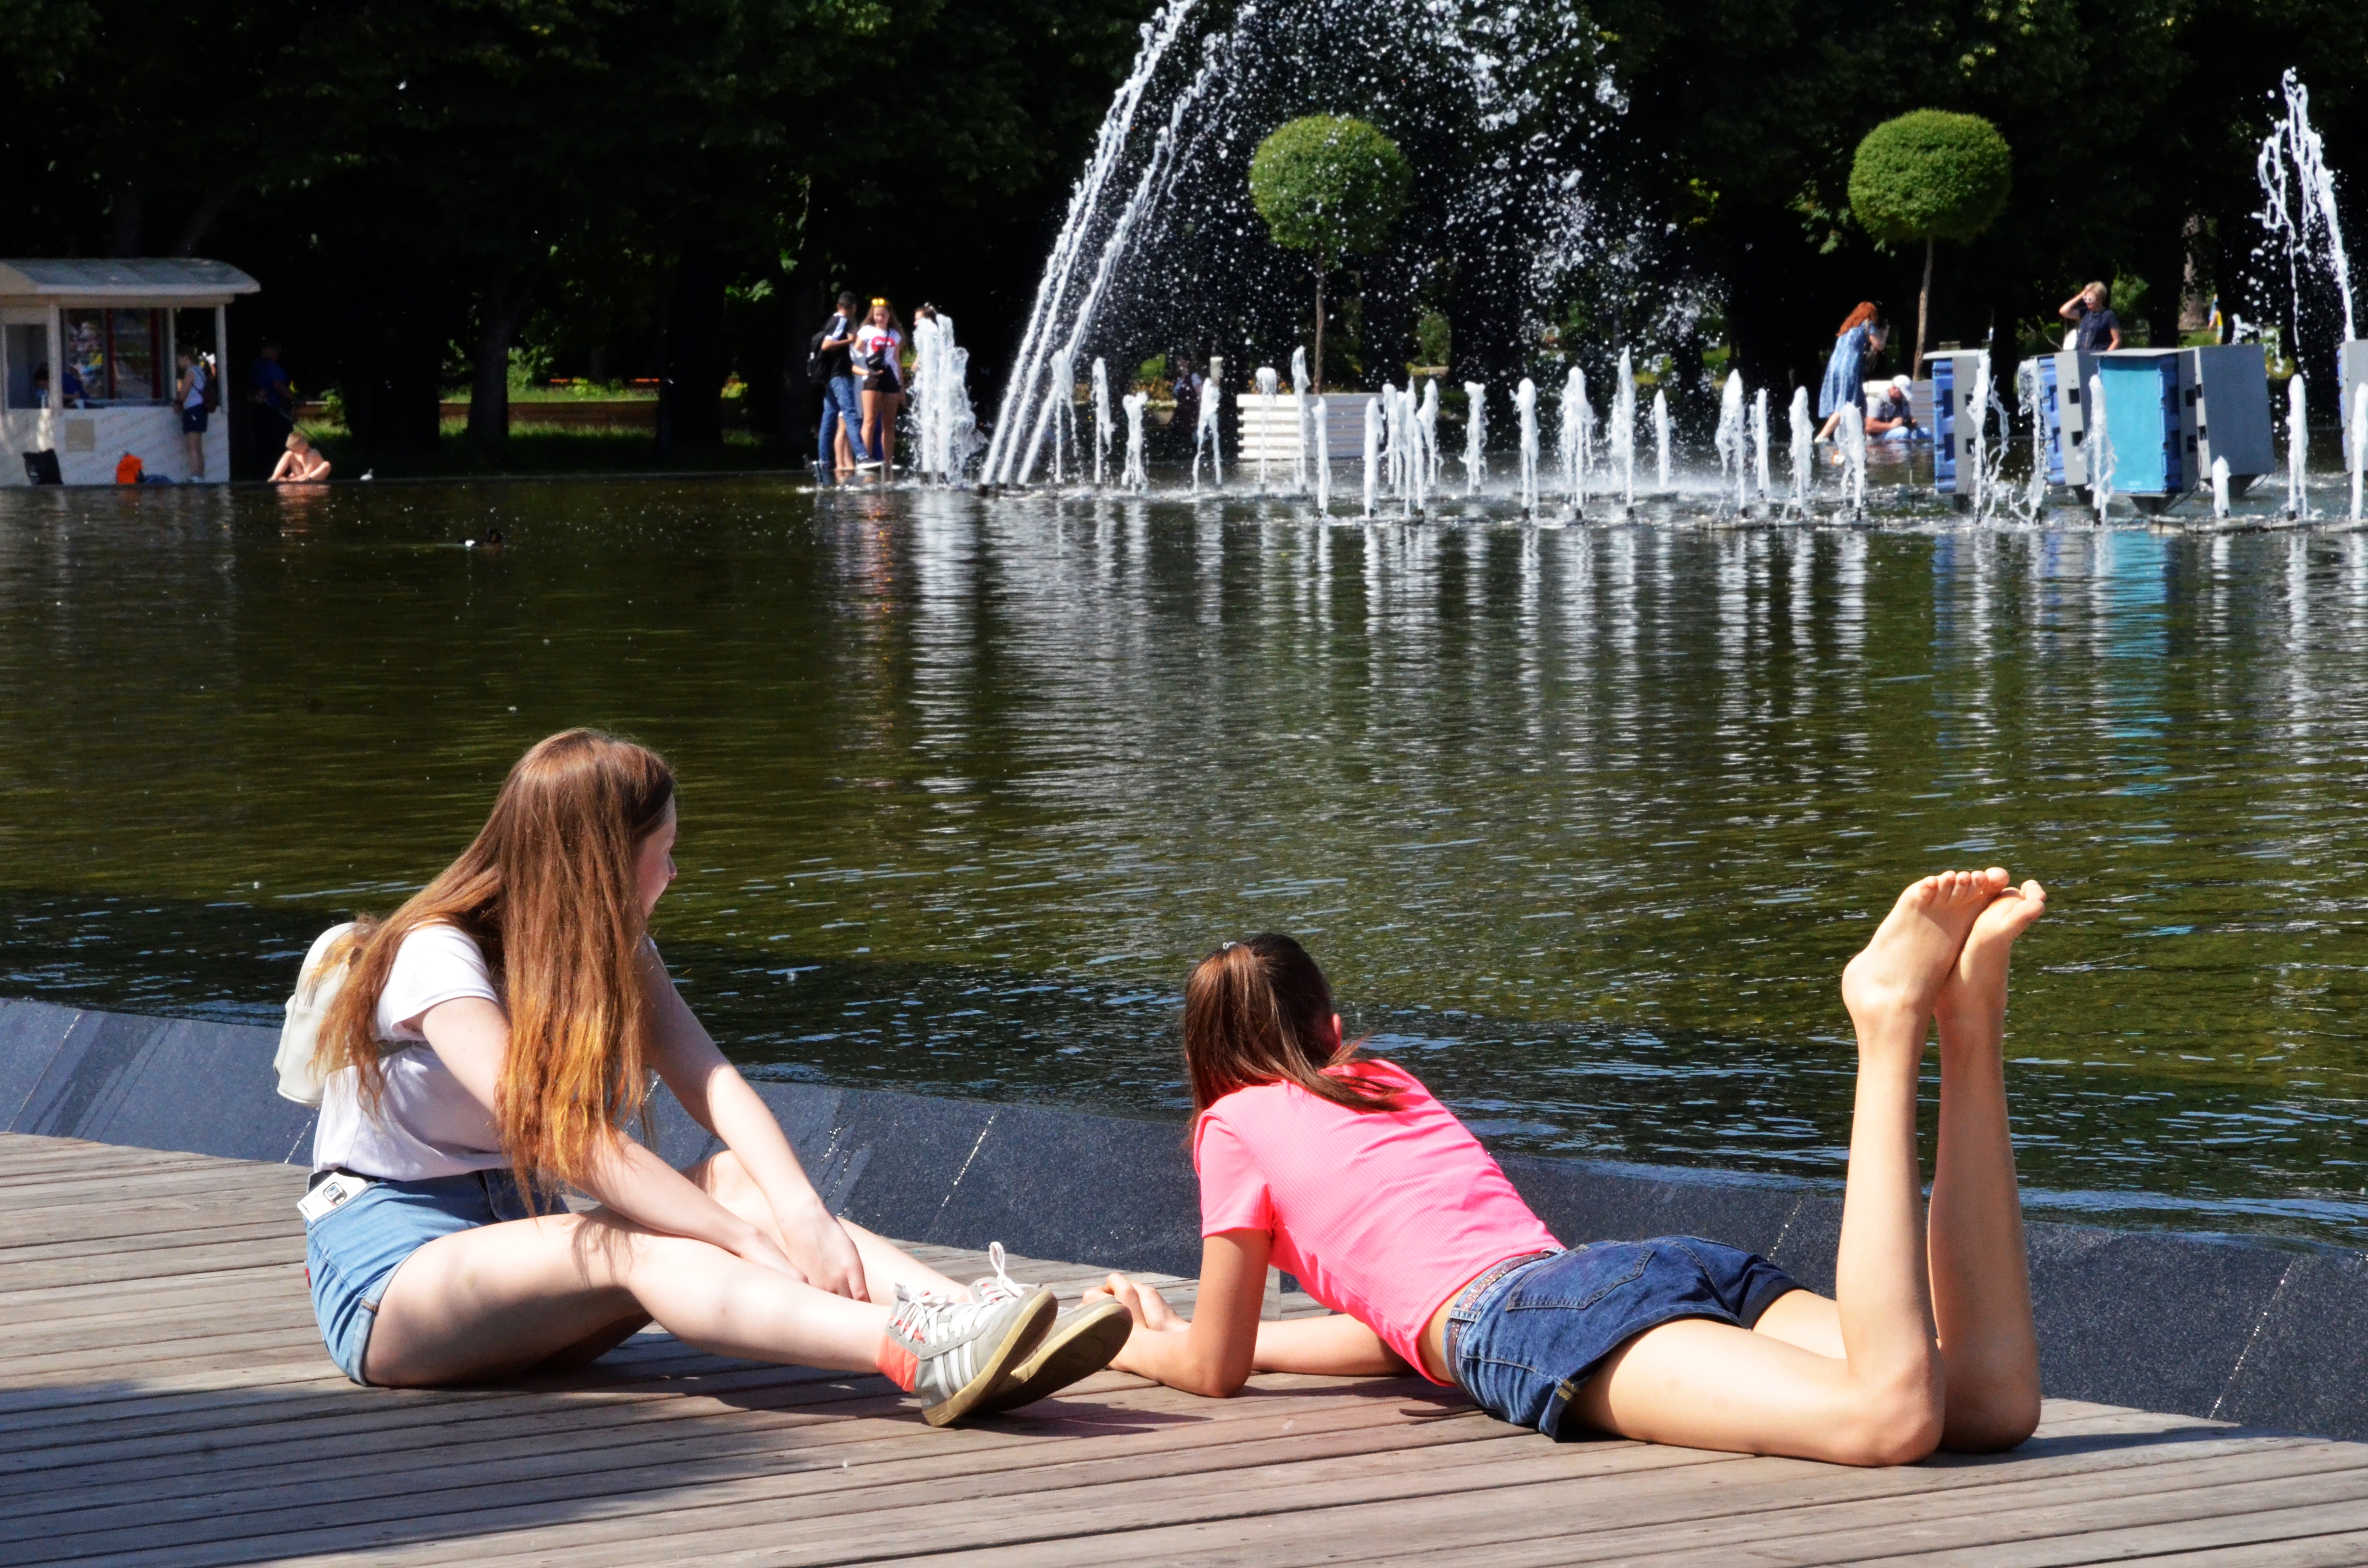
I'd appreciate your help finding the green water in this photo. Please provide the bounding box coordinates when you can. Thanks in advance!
[4,478,2365,1243]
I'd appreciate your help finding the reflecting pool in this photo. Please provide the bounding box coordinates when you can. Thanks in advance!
[4,477,2366,1243]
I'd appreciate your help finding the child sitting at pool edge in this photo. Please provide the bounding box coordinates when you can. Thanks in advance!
[1085,869,2047,1466]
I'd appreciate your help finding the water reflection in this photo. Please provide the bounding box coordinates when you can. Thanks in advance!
[1,479,2364,1242]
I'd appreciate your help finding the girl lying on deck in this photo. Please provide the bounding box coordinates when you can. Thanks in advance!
[1085,871,2047,1466]
[294,729,1127,1423]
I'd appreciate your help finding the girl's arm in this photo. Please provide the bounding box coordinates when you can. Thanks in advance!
[637,944,870,1300]
[417,996,810,1285]
[1085,1233,1410,1396]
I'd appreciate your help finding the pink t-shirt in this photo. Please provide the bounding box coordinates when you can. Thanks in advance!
[1194,1059,1562,1384]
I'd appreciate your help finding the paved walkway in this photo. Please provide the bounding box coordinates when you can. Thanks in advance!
[6,1132,2368,1566]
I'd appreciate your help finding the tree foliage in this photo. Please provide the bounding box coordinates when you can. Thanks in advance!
[1848,110,2013,245]
[1248,115,1412,270]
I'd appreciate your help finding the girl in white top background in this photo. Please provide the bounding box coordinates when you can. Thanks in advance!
[300,728,1125,1424]
[853,298,906,472]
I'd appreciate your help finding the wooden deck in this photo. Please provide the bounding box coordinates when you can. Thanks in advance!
[6,1133,2368,1567]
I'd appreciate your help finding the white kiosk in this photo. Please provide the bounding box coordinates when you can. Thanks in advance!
[2,258,260,486]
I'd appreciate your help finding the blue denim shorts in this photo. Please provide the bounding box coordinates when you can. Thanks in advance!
[304,1169,537,1384]
[1448,1237,1801,1438]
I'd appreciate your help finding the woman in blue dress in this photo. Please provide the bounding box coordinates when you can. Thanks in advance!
[1815,303,1887,442]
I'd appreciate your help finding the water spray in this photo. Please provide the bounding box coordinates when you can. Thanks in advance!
[1091,357,1113,487]
[1463,382,1488,496]
[1788,387,1813,514]
[1516,378,1540,515]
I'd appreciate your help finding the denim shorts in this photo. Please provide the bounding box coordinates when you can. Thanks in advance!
[1448,1237,1801,1438]
[304,1169,537,1384]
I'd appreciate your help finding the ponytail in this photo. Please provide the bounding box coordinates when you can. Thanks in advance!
[1181,934,1402,1117]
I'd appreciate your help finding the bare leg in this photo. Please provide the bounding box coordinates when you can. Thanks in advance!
[1929,881,2047,1450]
[1572,869,2004,1466]
[861,389,883,463]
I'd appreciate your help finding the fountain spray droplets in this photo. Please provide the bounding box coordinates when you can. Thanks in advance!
[1192,359,1223,491]
[1788,387,1813,512]
[2018,359,2049,519]
[1121,392,1149,490]
[1254,366,1280,492]
[1653,391,1671,491]
[1966,351,1992,518]
[2212,457,2232,521]
[1463,382,1488,496]
[1091,358,1113,486]
[1418,380,1442,492]
[2257,70,2356,385]
[1515,378,1540,515]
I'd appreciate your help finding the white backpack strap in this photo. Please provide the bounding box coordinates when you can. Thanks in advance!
[275,923,358,1107]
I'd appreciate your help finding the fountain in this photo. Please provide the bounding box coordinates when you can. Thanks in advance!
[2090,372,2116,522]
[1610,349,1637,509]
[1788,387,1813,512]
[2353,383,2367,523]
[1362,395,1381,517]
[1837,402,1867,514]
[1558,368,1587,514]
[1750,388,1771,510]
[1045,349,1073,483]
[1254,365,1280,491]
[1192,355,1223,490]
[1653,390,1672,490]
[1515,378,1540,514]
[2285,374,2309,519]
[1966,351,1992,517]
[1714,371,1745,510]
[1411,381,1430,492]
[1462,382,1488,496]
[1091,357,1113,486]
[2212,456,2232,521]
[1405,386,1429,515]
[1121,391,1149,490]
[1290,348,1311,494]
[2017,358,2049,519]
[1312,394,1332,513]
[909,310,978,483]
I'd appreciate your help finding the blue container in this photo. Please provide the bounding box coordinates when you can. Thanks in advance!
[2097,355,2184,496]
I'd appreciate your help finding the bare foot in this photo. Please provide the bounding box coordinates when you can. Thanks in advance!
[1936,880,2047,1038]
[1840,868,2010,1027]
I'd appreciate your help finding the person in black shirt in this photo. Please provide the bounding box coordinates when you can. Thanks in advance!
[2058,282,2122,353]
[814,293,862,476]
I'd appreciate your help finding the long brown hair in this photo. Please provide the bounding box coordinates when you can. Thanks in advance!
[1836,301,1880,336]
[1181,934,1401,1118]
[317,729,677,1195]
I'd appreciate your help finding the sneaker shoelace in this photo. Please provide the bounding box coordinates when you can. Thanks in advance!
[888,1279,976,1344]
[971,1241,1036,1305]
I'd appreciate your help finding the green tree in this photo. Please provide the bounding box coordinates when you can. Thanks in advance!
[1849,109,2013,369]
[1248,114,1411,392]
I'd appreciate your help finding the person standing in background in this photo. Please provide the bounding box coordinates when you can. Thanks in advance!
[175,349,210,479]
[2058,282,2122,353]
[1815,304,1887,443]
[853,298,906,472]
[814,293,862,478]
[252,342,296,453]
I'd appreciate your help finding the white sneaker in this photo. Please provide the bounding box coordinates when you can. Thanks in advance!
[884,1279,1054,1426]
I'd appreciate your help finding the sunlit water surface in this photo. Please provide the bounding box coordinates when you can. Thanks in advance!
[4,471,2366,1244]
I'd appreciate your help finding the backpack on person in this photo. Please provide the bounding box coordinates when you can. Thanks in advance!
[275,922,360,1105]
[200,361,221,414]
[807,327,836,387]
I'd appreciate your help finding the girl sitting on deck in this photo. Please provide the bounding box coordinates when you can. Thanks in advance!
[1084,870,2047,1466]
[295,728,1127,1423]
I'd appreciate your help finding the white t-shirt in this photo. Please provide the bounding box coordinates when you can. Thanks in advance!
[855,324,903,383]
[312,923,507,1180]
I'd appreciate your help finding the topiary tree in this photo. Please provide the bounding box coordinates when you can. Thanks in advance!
[1249,115,1412,392]
[1848,110,2013,371]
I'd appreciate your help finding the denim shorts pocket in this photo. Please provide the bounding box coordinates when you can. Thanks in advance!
[1501,1245,1654,1313]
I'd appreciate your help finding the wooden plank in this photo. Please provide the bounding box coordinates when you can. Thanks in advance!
[2103,1531,2368,1566]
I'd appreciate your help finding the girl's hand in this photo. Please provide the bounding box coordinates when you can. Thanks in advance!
[1085,1273,1187,1333]
[776,1197,870,1302]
